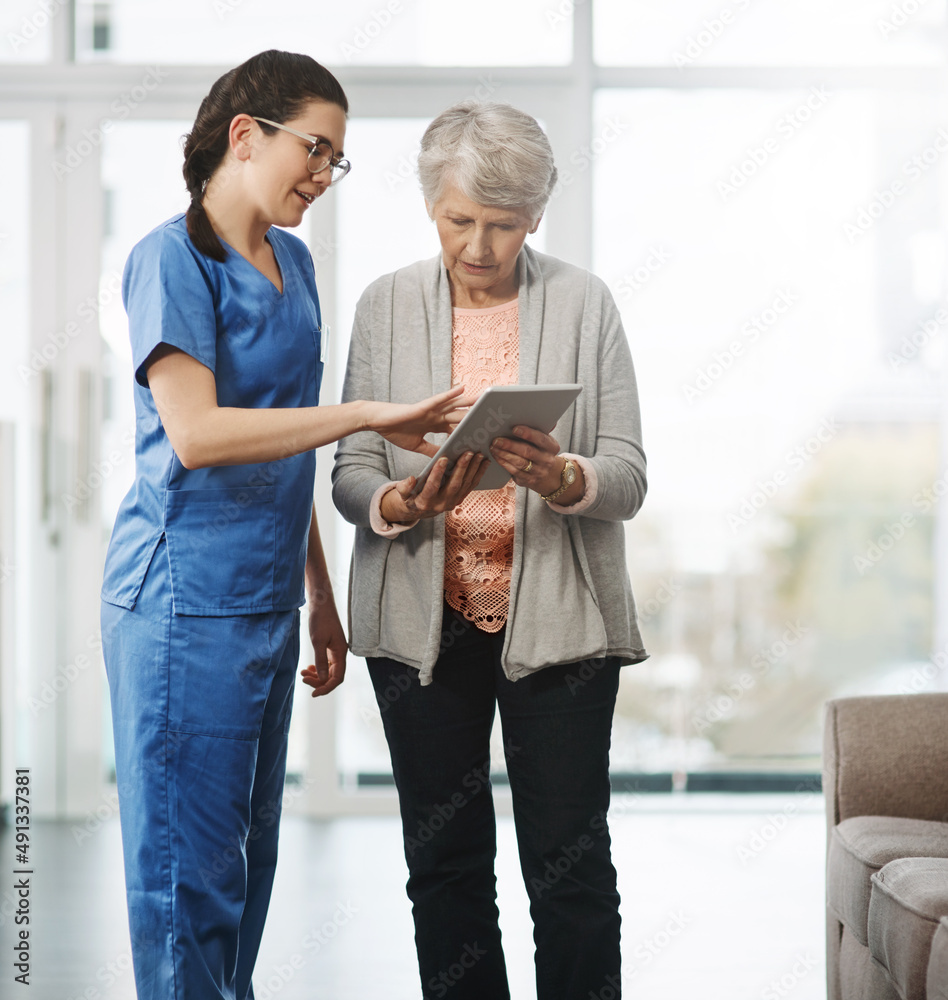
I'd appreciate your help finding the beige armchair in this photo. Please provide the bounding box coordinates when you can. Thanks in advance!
[824,694,948,999]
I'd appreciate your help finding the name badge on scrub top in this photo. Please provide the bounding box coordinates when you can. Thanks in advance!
[319,321,330,364]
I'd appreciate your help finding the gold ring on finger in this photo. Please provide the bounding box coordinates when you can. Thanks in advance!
[523,460,533,474]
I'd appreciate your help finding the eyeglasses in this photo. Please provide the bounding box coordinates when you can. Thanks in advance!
[252,117,351,184]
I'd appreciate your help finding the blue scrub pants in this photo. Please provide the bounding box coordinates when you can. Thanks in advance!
[102,537,299,1000]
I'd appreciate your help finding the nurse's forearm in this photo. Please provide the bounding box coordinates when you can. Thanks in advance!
[175,401,372,469]
[147,346,464,469]
[305,502,337,605]
[303,502,348,697]
[148,344,371,467]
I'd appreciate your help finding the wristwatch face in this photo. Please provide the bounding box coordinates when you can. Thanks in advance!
[564,461,576,485]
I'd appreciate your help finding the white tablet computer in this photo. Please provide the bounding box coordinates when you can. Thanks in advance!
[411,384,583,494]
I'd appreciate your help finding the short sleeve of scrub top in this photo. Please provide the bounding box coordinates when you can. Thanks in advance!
[124,223,219,388]
[101,213,323,617]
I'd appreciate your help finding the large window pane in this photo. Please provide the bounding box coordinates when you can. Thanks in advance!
[75,0,571,66]
[595,0,947,67]
[336,117,432,331]
[1,1,55,63]
[594,88,947,773]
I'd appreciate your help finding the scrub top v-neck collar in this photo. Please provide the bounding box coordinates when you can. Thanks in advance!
[220,230,289,297]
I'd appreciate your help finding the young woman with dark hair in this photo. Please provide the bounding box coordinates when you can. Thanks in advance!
[100,50,476,1000]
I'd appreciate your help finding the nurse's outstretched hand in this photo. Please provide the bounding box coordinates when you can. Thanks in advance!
[365,385,474,458]
[300,598,348,698]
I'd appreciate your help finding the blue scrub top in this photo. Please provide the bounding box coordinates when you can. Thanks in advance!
[101,213,323,616]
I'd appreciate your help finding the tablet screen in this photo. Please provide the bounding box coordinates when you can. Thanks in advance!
[411,384,582,494]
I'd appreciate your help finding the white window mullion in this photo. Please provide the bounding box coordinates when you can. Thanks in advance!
[24,103,66,819]
[540,0,593,268]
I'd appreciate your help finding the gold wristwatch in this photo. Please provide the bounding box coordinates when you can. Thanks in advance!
[540,457,577,502]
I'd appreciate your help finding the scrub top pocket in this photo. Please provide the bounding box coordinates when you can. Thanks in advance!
[164,486,277,615]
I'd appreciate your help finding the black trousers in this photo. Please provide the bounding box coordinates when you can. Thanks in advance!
[368,608,622,1000]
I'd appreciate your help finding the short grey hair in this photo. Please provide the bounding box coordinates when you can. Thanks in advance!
[418,101,558,221]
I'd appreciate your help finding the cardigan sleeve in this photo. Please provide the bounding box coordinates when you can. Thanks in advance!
[369,482,419,535]
[331,295,396,528]
[553,275,647,522]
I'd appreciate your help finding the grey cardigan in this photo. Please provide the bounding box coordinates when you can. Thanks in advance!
[331,245,648,684]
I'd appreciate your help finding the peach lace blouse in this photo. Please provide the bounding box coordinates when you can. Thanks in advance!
[442,299,520,631]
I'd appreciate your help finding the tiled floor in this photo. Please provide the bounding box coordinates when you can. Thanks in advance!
[0,793,826,999]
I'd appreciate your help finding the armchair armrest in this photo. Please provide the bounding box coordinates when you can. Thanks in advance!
[823,694,948,833]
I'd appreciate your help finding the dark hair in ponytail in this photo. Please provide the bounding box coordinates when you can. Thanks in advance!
[182,50,348,262]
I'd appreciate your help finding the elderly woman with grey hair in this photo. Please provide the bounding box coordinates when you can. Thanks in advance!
[319,101,647,1000]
